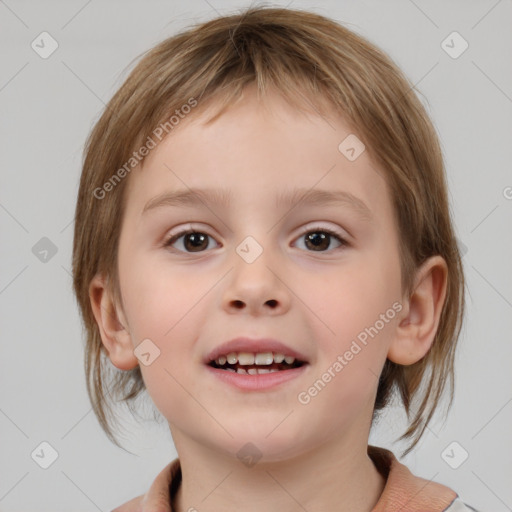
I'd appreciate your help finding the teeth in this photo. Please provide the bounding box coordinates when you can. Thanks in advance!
[213,351,301,367]
[254,352,273,365]
[273,353,285,363]
[224,366,288,375]
[237,352,255,365]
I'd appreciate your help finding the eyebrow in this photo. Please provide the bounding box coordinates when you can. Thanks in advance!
[142,187,372,220]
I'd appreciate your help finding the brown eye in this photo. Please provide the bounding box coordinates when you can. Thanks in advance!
[165,230,218,253]
[295,227,348,252]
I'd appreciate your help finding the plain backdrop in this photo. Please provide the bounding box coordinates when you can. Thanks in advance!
[1,0,511,510]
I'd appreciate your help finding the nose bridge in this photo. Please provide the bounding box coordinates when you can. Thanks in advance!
[234,231,279,286]
[230,202,279,268]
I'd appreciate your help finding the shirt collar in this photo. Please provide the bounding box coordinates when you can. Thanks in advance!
[367,445,458,511]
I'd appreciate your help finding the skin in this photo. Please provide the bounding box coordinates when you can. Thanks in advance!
[90,85,448,512]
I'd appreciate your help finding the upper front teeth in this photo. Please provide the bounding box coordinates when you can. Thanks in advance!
[216,352,296,365]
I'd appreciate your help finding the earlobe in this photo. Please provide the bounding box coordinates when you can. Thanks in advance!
[89,274,139,371]
[387,256,448,365]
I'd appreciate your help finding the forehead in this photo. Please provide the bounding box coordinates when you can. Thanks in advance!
[122,88,392,224]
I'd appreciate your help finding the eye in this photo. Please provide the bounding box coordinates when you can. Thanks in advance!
[294,226,348,252]
[163,225,349,254]
[164,228,219,253]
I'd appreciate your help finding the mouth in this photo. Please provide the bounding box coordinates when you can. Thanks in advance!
[204,338,309,390]
[208,351,306,374]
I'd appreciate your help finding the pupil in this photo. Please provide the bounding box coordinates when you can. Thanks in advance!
[307,232,328,251]
[185,233,207,252]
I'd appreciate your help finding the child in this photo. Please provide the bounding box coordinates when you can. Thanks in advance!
[72,6,479,511]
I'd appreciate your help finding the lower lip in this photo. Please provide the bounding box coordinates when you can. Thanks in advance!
[205,364,309,391]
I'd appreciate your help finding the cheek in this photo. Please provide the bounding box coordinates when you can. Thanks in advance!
[119,268,205,419]
[300,251,401,407]
[312,252,401,346]
[120,252,206,343]
[118,251,220,407]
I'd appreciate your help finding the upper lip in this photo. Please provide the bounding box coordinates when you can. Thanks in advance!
[205,337,309,364]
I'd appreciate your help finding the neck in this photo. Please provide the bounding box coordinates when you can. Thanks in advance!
[170,431,386,512]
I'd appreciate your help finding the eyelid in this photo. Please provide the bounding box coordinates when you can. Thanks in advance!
[163,223,217,246]
[296,222,350,243]
[164,222,348,241]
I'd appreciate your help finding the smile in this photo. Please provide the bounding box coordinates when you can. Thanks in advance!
[209,351,305,374]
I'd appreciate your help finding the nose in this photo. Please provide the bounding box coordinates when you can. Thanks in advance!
[222,241,291,316]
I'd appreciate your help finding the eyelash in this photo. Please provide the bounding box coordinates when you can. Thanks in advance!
[163,225,349,253]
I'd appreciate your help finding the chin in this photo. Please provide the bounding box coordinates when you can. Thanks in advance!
[219,423,314,464]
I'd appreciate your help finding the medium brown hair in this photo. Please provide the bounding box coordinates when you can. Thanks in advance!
[72,5,465,456]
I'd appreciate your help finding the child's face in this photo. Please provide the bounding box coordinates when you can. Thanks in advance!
[112,87,404,460]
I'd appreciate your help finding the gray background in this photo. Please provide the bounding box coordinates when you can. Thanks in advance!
[1,0,511,510]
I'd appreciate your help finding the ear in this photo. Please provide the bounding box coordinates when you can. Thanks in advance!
[89,273,139,371]
[388,255,448,365]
